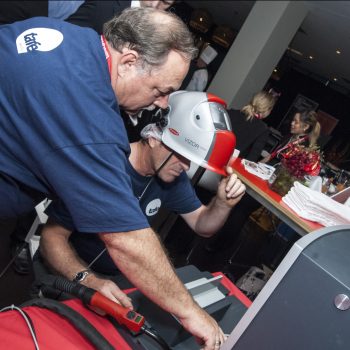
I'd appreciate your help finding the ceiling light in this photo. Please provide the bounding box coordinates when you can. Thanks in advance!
[189,9,213,34]
[333,77,338,81]
[336,50,341,55]
[273,69,278,73]
[309,55,314,60]
[211,26,235,49]
[287,47,303,56]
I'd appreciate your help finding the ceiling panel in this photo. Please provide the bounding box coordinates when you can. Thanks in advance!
[183,0,350,93]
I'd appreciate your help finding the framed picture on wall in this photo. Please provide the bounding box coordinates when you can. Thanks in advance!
[277,94,319,135]
[315,110,338,136]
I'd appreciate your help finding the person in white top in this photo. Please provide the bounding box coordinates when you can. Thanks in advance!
[186,45,218,92]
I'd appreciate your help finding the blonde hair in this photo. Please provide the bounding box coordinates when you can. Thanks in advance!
[241,91,277,121]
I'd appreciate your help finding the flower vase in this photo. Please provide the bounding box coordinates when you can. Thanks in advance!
[269,165,298,197]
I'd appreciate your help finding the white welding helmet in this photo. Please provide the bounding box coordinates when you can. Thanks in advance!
[161,91,236,176]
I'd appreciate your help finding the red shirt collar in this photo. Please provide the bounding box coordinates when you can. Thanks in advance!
[101,35,111,77]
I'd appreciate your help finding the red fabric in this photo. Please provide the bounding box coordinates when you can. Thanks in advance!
[231,157,283,202]
[1,299,132,350]
[231,157,323,231]
[0,274,249,349]
[212,272,252,308]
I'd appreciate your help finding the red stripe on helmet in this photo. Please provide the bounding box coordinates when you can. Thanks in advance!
[169,128,179,136]
[207,93,227,109]
[206,130,236,176]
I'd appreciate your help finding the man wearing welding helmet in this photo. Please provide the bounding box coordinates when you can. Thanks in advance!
[39,92,245,348]
[40,91,245,275]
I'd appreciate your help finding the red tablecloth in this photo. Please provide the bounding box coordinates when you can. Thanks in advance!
[231,158,323,233]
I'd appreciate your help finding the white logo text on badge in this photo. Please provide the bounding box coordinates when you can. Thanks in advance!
[145,199,161,217]
[16,28,63,54]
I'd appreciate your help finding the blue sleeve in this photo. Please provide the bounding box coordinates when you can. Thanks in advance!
[0,19,149,233]
[42,143,149,233]
[45,199,75,231]
[163,173,201,214]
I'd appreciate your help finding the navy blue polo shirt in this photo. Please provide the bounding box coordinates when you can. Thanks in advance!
[49,161,202,274]
[0,17,148,232]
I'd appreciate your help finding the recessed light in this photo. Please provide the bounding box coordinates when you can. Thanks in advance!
[333,77,338,81]
[336,50,341,55]
[309,55,314,60]
[287,47,303,56]
[273,69,278,73]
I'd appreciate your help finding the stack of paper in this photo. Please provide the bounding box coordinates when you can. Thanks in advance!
[241,159,275,181]
[282,182,350,226]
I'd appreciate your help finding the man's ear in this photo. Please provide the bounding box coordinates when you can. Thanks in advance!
[148,137,162,149]
[117,48,139,77]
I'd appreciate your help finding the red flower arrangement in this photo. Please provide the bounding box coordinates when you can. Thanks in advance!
[281,144,321,179]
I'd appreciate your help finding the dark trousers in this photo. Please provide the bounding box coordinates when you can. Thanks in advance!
[11,211,38,246]
[209,193,261,250]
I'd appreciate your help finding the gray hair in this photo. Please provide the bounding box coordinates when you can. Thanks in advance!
[103,7,197,70]
[140,123,163,141]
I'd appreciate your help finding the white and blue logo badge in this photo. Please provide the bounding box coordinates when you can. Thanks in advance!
[145,199,161,217]
[16,28,63,54]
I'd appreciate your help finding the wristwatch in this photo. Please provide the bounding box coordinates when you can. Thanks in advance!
[73,269,90,283]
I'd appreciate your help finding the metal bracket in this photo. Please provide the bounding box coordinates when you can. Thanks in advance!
[185,275,225,308]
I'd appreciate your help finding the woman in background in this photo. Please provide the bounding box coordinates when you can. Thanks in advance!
[228,90,277,162]
[256,110,321,268]
[262,109,321,164]
[206,109,321,255]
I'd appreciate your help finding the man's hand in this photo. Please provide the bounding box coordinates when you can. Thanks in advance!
[180,305,226,350]
[260,155,271,164]
[216,166,246,208]
[83,274,133,309]
[101,229,229,347]
[181,166,246,237]
[40,220,133,309]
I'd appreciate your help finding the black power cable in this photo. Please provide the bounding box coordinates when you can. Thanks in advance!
[51,276,172,350]
[141,325,171,350]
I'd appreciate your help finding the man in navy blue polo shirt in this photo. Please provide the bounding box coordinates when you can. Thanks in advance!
[39,110,245,281]
[1,0,177,276]
[0,8,227,348]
